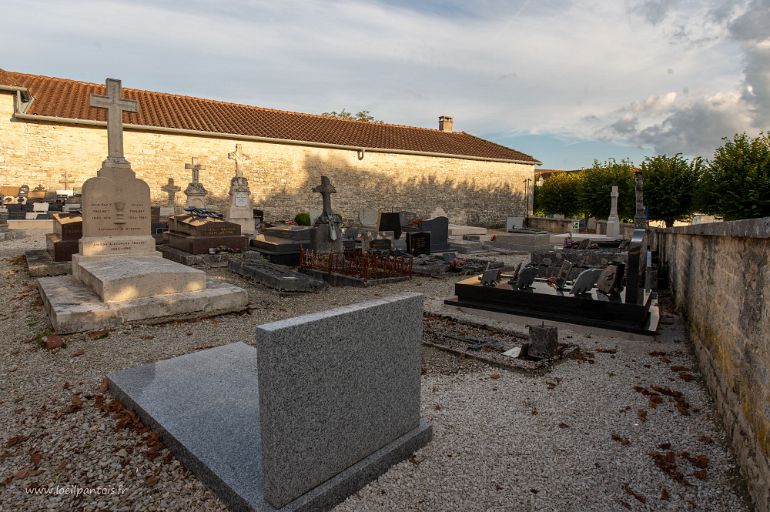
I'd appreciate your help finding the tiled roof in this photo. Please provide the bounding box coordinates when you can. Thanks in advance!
[0,69,539,164]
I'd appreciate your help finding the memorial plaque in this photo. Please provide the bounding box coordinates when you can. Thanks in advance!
[369,239,392,251]
[52,212,82,240]
[407,231,431,256]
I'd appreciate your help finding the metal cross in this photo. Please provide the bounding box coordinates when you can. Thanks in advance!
[228,144,249,177]
[185,157,205,183]
[89,78,139,164]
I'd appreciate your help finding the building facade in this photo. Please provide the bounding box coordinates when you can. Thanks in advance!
[0,70,540,226]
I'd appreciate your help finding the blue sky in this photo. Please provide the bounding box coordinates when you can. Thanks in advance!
[1,0,767,169]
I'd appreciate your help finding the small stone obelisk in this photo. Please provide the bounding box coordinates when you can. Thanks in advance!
[606,185,620,238]
[225,144,255,235]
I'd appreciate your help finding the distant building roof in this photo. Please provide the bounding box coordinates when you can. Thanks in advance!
[0,69,540,165]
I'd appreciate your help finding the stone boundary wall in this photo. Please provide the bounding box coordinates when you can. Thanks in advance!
[661,218,770,510]
[0,91,534,227]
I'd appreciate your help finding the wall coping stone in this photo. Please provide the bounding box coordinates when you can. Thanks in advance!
[663,217,770,239]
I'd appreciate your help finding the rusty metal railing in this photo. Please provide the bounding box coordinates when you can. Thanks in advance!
[299,248,412,281]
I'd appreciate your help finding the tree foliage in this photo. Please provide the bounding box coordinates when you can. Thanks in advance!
[534,171,583,218]
[321,109,382,123]
[696,132,770,220]
[641,154,703,227]
[577,160,636,221]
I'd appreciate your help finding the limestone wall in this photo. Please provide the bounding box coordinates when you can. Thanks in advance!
[0,91,534,226]
[661,218,770,510]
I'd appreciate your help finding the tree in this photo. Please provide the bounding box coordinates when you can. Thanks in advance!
[641,154,703,227]
[696,132,770,220]
[534,171,584,218]
[321,109,382,123]
[578,160,635,221]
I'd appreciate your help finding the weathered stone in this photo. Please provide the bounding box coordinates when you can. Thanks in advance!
[229,256,325,292]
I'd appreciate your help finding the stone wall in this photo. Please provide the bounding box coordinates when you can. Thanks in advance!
[661,218,770,510]
[526,216,576,233]
[0,91,534,226]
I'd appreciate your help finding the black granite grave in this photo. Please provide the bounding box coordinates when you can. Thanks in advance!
[407,232,431,256]
[419,216,449,252]
[444,229,659,335]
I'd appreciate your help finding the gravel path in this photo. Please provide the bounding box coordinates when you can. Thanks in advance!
[0,233,751,511]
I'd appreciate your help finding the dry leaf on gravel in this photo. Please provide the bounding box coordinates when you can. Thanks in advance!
[4,434,29,448]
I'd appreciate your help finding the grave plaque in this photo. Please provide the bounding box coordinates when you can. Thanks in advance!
[369,239,392,251]
[407,231,431,256]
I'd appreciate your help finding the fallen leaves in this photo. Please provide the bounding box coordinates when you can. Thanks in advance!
[648,449,710,486]
[558,422,570,429]
[87,329,111,340]
[144,473,160,487]
[678,372,695,382]
[30,450,41,466]
[611,433,631,446]
[699,434,714,445]
[567,348,595,364]
[623,483,646,504]
[637,409,648,422]
[4,434,29,448]
[71,349,85,357]
[596,347,617,354]
[489,372,501,380]
[660,488,670,501]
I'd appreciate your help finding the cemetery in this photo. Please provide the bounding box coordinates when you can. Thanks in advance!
[0,72,766,512]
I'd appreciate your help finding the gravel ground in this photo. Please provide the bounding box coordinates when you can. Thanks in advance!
[0,233,752,512]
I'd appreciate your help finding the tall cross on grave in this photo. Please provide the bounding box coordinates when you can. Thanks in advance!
[228,144,249,178]
[59,171,72,190]
[161,177,181,207]
[313,176,336,218]
[185,157,205,183]
[89,78,139,165]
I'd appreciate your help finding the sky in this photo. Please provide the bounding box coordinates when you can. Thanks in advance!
[0,0,768,169]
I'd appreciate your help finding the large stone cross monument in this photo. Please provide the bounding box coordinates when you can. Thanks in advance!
[225,144,255,235]
[37,78,248,334]
[78,78,156,258]
[633,171,646,229]
[184,157,208,208]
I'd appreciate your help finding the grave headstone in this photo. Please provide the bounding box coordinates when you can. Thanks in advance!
[378,212,402,239]
[419,216,449,252]
[46,212,82,262]
[570,268,602,295]
[225,144,256,235]
[633,172,646,229]
[606,185,620,237]
[184,157,208,208]
[369,238,392,252]
[528,324,558,359]
[359,207,378,228]
[399,211,417,228]
[506,216,525,232]
[161,177,181,208]
[309,176,343,253]
[596,262,625,296]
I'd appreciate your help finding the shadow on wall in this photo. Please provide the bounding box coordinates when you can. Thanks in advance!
[199,153,529,228]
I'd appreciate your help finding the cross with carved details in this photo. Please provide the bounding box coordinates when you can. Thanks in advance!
[228,144,249,177]
[185,157,205,183]
[89,78,139,165]
[161,177,181,207]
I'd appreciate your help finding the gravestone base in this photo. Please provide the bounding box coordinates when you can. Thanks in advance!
[38,275,248,334]
[25,249,71,277]
[229,257,325,292]
[159,245,239,268]
[300,268,410,288]
[0,229,24,241]
[166,232,248,255]
[108,342,432,512]
[45,233,79,262]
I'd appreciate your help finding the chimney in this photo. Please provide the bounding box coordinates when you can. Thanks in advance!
[438,115,454,132]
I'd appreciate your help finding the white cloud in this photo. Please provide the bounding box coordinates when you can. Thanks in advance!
[0,0,761,161]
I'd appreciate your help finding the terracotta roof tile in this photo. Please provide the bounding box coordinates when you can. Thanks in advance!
[0,69,540,164]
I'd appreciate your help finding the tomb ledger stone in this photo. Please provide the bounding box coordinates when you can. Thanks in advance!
[166,214,248,255]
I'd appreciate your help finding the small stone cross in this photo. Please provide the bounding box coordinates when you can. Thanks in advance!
[89,78,139,165]
[228,144,249,178]
[185,157,205,183]
[312,176,336,218]
[59,171,72,190]
[161,177,181,207]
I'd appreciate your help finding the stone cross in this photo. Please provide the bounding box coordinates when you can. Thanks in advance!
[312,176,336,219]
[228,144,249,178]
[59,171,72,190]
[633,172,646,229]
[185,157,205,183]
[89,78,139,165]
[161,177,181,207]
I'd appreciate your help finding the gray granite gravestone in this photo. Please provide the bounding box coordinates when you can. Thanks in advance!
[419,216,449,252]
[108,293,432,512]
